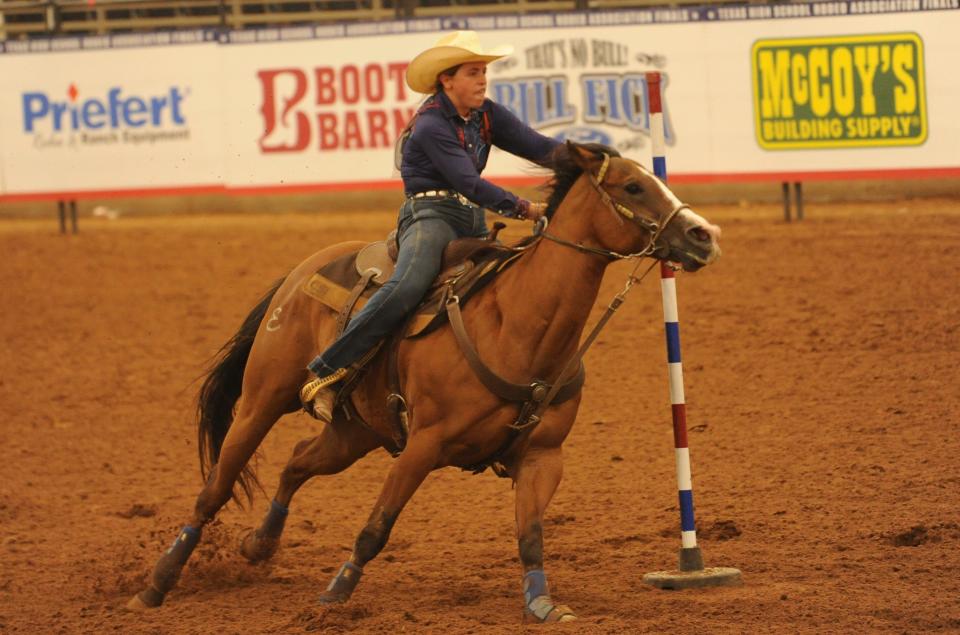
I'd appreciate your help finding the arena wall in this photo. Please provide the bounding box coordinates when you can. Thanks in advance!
[0,2,958,207]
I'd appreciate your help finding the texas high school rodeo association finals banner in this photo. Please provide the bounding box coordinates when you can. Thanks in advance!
[0,1,957,200]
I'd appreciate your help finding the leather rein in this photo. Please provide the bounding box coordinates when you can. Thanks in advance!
[443,153,684,476]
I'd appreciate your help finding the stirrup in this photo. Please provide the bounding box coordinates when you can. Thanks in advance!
[300,368,348,407]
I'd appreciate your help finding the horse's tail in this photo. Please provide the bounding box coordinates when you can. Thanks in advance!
[196,277,285,506]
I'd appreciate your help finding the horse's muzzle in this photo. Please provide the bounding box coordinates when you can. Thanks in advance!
[662,211,721,271]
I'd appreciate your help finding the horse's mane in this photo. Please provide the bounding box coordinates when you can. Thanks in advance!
[539,143,621,219]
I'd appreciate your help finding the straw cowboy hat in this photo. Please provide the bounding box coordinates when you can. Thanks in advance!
[405,31,514,94]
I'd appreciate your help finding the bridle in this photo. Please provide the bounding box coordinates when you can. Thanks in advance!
[538,152,690,260]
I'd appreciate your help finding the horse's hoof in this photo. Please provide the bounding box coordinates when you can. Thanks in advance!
[125,595,150,611]
[317,590,350,605]
[239,529,277,563]
[125,588,164,611]
[523,599,577,623]
[317,561,362,605]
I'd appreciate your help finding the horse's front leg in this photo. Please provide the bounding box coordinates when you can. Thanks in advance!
[318,430,441,604]
[514,446,577,623]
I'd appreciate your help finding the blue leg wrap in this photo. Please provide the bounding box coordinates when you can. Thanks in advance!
[167,526,201,556]
[148,525,203,600]
[327,560,363,590]
[523,569,576,622]
[319,560,364,603]
[262,499,289,536]
[523,569,549,606]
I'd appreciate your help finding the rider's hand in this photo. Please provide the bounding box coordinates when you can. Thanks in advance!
[518,200,547,222]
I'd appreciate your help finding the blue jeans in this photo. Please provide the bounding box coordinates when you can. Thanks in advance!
[308,196,488,377]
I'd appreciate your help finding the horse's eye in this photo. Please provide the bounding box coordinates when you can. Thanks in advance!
[624,183,643,195]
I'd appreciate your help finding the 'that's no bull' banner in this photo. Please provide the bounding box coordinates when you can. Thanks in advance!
[0,3,958,201]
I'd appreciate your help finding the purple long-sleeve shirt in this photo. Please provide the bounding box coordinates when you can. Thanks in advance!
[400,91,560,215]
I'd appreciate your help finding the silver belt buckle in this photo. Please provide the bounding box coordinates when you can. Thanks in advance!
[411,190,472,206]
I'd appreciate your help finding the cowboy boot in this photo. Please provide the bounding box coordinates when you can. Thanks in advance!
[300,368,346,422]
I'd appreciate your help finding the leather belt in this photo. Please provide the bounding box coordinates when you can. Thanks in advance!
[409,190,473,206]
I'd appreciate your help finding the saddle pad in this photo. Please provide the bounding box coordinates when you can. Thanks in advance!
[303,270,435,335]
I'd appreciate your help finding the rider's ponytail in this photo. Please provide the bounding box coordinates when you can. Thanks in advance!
[393,94,437,171]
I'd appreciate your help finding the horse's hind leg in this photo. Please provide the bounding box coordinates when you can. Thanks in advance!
[240,417,382,563]
[128,395,291,610]
[318,431,441,604]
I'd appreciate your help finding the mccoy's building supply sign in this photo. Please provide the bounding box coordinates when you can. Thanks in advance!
[752,33,927,149]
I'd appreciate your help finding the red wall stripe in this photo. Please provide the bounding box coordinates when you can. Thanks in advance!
[2,166,958,203]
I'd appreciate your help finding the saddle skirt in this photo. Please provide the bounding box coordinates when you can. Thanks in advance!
[301,230,532,339]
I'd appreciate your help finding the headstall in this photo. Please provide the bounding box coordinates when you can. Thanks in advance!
[539,152,689,260]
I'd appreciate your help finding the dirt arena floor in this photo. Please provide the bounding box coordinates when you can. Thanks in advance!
[1,199,958,634]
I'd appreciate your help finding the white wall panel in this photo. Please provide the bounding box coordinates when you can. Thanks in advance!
[0,32,223,197]
[0,6,957,200]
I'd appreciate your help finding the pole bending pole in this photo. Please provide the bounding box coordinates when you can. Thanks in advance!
[642,71,741,590]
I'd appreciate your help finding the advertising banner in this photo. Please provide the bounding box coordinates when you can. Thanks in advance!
[0,31,223,198]
[699,11,958,180]
[0,113,6,195]
[1,4,958,201]
[216,7,960,190]
[221,27,422,190]
[752,33,927,150]
[219,19,721,189]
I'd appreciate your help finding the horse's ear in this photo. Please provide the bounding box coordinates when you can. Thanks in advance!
[565,140,604,172]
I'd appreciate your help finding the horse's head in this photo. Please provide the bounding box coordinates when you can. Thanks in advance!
[556,142,721,271]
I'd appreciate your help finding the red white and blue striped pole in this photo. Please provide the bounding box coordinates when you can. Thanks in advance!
[648,71,703,571]
[659,260,703,570]
[642,72,740,588]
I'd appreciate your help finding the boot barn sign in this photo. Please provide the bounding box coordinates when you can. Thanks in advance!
[257,63,416,154]
[0,3,957,200]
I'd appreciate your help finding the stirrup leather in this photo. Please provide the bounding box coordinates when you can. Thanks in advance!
[299,368,348,406]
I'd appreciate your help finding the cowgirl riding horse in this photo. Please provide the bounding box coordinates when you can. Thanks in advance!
[301,30,554,421]
[128,31,723,623]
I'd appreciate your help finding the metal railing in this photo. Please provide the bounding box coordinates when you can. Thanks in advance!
[0,0,763,39]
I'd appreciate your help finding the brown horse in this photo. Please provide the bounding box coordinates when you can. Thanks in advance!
[128,142,721,622]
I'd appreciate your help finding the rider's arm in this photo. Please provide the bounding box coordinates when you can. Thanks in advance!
[489,101,561,165]
[412,115,525,217]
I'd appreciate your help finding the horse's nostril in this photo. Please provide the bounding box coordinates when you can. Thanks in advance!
[689,227,711,243]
